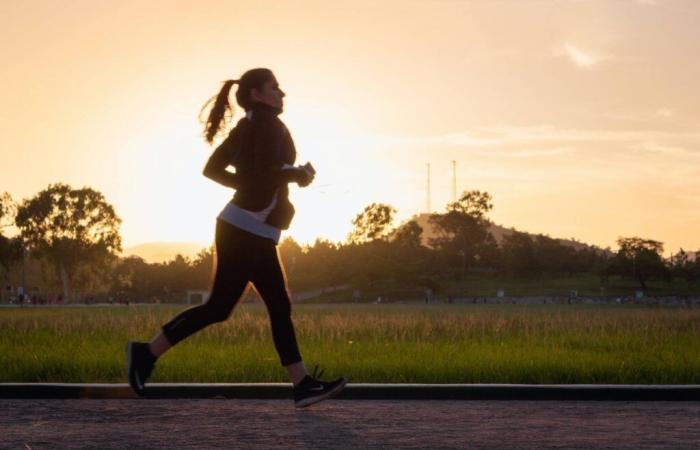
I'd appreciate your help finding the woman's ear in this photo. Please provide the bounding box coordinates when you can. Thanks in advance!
[250,87,262,102]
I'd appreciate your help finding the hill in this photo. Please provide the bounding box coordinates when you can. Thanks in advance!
[411,213,603,253]
[121,242,210,264]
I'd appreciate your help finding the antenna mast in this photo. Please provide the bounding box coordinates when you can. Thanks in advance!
[452,160,457,203]
[426,163,431,213]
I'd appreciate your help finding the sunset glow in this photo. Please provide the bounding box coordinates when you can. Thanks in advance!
[2,0,699,255]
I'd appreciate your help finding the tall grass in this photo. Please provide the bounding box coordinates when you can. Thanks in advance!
[1,304,699,383]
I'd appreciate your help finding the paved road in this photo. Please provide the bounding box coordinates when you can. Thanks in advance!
[2,399,699,449]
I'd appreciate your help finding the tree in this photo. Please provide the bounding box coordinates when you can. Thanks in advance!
[533,234,576,276]
[190,245,215,290]
[0,193,23,286]
[603,236,669,289]
[500,231,539,276]
[347,203,396,244]
[278,237,303,283]
[0,192,18,233]
[670,248,700,288]
[15,183,122,302]
[388,219,431,286]
[446,190,493,219]
[429,190,496,279]
[392,220,423,249]
[0,236,22,287]
[617,237,664,257]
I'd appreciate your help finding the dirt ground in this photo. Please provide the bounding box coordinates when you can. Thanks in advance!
[2,399,700,449]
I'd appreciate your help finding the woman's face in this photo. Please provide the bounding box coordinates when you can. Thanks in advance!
[251,76,285,110]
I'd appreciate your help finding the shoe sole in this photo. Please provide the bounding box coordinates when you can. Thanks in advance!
[294,378,347,408]
[126,341,144,397]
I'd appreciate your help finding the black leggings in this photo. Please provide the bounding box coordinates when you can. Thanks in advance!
[161,219,302,366]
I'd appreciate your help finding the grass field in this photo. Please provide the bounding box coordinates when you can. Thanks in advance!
[302,274,700,304]
[1,303,700,384]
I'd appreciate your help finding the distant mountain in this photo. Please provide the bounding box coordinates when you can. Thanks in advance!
[121,242,210,264]
[411,213,604,253]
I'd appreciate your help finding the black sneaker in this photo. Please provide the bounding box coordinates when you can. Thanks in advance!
[293,365,347,408]
[126,341,156,397]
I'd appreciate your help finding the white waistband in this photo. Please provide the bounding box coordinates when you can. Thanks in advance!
[217,202,281,243]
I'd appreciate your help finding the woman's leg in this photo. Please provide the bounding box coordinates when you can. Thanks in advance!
[250,241,307,384]
[285,361,308,385]
[148,332,172,358]
[157,221,252,355]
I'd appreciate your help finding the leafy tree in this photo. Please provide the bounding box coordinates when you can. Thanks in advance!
[533,234,576,276]
[388,220,431,286]
[278,237,303,283]
[618,237,664,257]
[670,248,700,288]
[446,190,493,219]
[0,193,23,286]
[0,192,18,233]
[603,236,669,289]
[190,245,215,290]
[392,219,423,249]
[0,236,22,287]
[348,203,396,244]
[15,183,122,302]
[303,238,344,288]
[500,231,540,276]
[429,190,496,279]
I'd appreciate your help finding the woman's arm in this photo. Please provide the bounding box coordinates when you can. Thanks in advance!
[202,131,241,188]
[252,121,312,187]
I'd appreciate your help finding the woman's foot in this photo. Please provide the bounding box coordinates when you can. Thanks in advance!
[293,365,347,408]
[126,341,156,396]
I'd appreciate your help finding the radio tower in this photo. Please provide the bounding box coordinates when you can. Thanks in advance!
[426,163,431,213]
[452,160,457,203]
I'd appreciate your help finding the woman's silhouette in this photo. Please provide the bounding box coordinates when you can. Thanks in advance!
[127,68,346,407]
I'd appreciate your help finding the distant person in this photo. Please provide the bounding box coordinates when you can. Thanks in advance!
[126,68,346,408]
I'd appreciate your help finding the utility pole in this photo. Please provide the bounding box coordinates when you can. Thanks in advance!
[452,160,457,203]
[426,163,431,213]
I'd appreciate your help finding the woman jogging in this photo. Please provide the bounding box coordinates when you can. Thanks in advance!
[126,68,347,408]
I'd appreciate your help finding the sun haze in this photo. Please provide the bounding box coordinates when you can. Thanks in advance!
[1,0,699,254]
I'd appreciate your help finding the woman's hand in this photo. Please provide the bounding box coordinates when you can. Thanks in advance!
[296,166,315,187]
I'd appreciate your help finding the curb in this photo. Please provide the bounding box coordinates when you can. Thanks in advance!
[2,383,700,401]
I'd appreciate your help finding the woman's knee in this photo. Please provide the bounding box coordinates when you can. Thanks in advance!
[200,301,234,323]
[267,298,292,319]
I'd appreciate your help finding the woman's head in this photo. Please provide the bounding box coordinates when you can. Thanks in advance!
[200,68,286,144]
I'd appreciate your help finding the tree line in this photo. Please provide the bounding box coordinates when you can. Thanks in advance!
[1,184,699,303]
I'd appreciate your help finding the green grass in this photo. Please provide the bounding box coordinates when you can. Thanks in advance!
[301,274,700,303]
[439,273,699,297]
[1,303,700,384]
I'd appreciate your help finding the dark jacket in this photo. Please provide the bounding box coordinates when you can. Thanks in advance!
[203,103,307,230]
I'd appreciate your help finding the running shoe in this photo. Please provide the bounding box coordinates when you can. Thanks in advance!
[293,365,347,408]
[126,341,156,397]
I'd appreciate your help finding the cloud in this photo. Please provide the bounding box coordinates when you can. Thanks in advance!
[602,108,676,122]
[633,142,697,156]
[555,42,613,69]
[470,146,576,158]
[364,125,700,158]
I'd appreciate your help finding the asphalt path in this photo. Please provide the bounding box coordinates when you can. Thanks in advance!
[2,399,699,449]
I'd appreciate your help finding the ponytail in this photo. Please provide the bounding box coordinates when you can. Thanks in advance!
[199,68,274,145]
[200,79,238,144]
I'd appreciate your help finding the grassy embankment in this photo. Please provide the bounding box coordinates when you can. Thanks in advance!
[307,273,700,303]
[2,303,699,384]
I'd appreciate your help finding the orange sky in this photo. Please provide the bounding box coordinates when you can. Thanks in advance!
[2,0,699,255]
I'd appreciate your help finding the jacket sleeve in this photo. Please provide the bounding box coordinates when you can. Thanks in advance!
[251,121,307,187]
[202,130,242,189]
